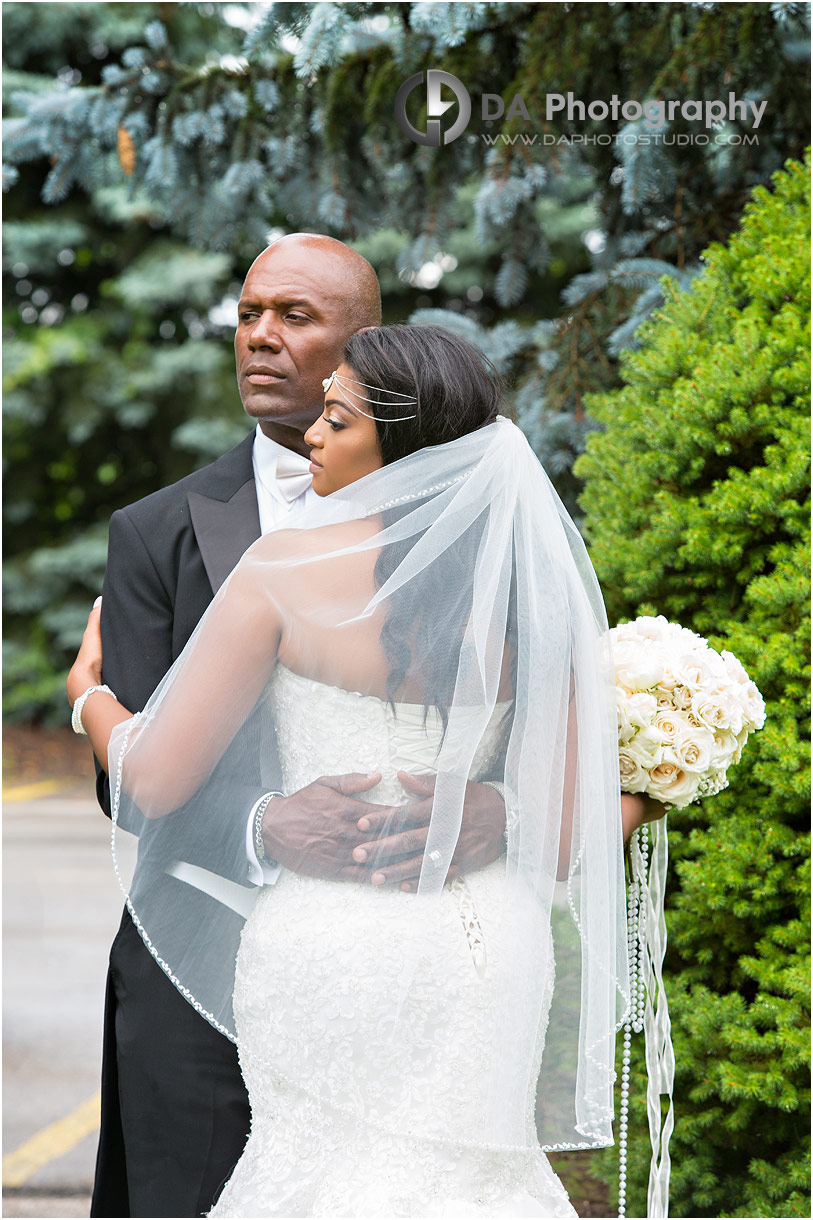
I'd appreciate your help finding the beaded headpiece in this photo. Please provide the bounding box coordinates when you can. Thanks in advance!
[321,370,418,421]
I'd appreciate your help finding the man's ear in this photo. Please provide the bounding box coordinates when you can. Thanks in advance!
[353,325,380,336]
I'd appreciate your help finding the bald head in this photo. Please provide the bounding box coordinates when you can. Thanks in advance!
[235,233,382,447]
[251,233,381,331]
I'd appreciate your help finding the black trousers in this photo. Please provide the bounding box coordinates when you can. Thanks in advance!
[91,909,251,1218]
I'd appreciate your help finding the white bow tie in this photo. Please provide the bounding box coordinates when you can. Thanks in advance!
[274,450,313,504]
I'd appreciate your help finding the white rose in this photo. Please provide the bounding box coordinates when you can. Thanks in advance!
[617,689,635,744]
[619,748,649,793]
[632,615,673,643]
[710,730,738,769]
[627,724,667,766]
[720,649,750,686]
[738,680,766,731]
[626,690,658,729]
[731,725,752,765]
[672,724,715,773]
[614,640,666,692]
[611,621,645,646]
[691,690,744,735]
[676,652,718,693]
[676,625,709,652]
[646,754,701,808]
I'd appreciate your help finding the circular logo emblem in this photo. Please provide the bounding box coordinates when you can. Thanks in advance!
[394,70,472,147]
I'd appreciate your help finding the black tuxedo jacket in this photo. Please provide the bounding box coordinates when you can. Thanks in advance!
[97,430,259,780]
[95,431,278,886]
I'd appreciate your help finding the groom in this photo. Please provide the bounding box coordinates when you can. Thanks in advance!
[91,233,508,1217]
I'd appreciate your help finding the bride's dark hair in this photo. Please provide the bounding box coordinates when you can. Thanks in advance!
[343,324,513,731]
[342,324,502,464]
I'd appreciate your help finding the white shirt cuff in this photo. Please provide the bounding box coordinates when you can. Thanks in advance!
[246,792,284,886]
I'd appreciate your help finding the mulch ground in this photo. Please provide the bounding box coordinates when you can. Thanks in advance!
[550,1151,615,1216]
[3,724,98,793]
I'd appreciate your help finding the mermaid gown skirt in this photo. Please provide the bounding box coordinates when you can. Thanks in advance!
[209,666,576,1218]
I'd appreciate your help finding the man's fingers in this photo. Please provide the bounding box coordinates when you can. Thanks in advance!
[316,772,382,797]
[368,849,452,886]
[335,863,381,883]
[399,862,459,892]
[370,858,422,886]
[397,770,436,795]
[352,826,429,865]
[355,799,432,835]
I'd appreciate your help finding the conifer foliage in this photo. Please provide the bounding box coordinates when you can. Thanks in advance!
[576,154,811,1218]
[4,2,810,505]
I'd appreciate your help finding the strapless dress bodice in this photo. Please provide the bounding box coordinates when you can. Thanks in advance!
[263,663,512,807]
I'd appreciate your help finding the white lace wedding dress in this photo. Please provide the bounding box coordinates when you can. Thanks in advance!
[209,664,577,1218]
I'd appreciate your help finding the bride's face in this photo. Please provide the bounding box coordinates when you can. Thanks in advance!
[304,363,384,495]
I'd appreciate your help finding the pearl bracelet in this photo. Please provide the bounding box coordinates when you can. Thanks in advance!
[71,684,116,735]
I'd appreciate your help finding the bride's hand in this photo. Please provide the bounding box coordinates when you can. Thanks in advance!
[66,597,104,707]
[621,791,667,842]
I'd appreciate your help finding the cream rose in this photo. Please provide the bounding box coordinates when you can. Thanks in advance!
[672,724,715,773]
[646,756,701,808]
[654,708,694,742]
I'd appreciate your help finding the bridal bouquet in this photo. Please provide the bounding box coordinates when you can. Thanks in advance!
[610,614,766,810]
[610,616,765,1217]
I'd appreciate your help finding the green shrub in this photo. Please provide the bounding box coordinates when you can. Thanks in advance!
[575,153,811,1217]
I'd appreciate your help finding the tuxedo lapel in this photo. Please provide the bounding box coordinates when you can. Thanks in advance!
[188,478,261,595]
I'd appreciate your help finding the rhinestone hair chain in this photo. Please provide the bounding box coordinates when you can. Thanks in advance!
[322,370,418,421]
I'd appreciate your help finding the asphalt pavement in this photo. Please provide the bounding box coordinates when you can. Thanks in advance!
[3,791,136,1216]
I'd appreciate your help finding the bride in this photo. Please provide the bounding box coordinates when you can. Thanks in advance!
[68,324,638,1218]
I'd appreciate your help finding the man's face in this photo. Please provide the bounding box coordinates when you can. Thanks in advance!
[234,244,357,436]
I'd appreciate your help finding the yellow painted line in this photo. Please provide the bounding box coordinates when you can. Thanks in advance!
[2,779,64,801]
[2,1091,100,1187]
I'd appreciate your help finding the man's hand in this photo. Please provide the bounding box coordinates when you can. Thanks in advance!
[350,771,507,892]
[261,772,397,882]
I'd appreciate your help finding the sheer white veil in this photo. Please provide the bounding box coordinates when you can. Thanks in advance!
[109,404,629,1153]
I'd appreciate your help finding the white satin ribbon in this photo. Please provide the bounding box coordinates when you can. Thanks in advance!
[167,860,259,919]
[638,819,675,1217]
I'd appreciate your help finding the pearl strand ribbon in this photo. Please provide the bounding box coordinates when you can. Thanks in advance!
[618,820,675,1218]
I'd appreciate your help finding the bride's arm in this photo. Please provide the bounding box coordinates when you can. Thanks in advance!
[67,601,134,761]
[68,563,282,816]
